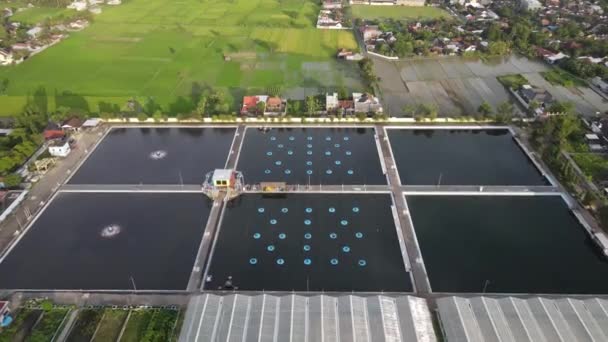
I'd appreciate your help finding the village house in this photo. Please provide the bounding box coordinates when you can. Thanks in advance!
[338,100,355,115]
[351,0,425,5]
[518,84,554,111]
[48,139,71,157]
[0,49,13,66]
[11,43,31,51]
[264,97,286,116]
[360,25,382,42]
[591,77,608,94]
[61,117,84,132]
[316,9,345,29]
[353,93,383,114]
[322,0,342,9]
[67,1,88,11]
[43,122,65,140]
[520,0,542,11]
[68,19,89,30]
[26,27,42,39]
[535,47,568,64]
[326,93,339,111]
[240,95,269,115]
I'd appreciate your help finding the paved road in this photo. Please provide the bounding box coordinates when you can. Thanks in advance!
[55,309,79,342]
[399,185,559,194]
[187,195,225,291]
[376,125,432,295]
[226,124,246,169]
[0,126,109,257]
[60,184,202,192]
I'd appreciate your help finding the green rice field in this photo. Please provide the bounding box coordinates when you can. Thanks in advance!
[0,0,361,115]
[351,5,450,20]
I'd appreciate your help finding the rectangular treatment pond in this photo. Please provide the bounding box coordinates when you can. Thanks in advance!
[0,192,212,290]
[407,195,608,294]
[204,193,411,292]
[237,127,386,185]
[69,127,235,185]
[387,128,548,186]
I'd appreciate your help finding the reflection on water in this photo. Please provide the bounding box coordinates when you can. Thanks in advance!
[100,224,122,238]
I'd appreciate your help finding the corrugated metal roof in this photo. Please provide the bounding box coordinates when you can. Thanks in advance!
[180,294,437,342]
[437,296,608,342]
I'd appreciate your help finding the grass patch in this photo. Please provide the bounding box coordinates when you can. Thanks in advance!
[66,309,103,342]
[0,309,38,342]
[0,0,363,116]
[497,74,528,89]
[91,309,128,342]
[351,5,451,20]
[571,153,608,182]
[541,68,587,88]
[120,310,152,341]
[28,308,70,342]
[119,309,178,342]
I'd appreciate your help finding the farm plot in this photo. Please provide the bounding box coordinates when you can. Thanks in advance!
[523,72,608,118]
[373,55,545,116]
[0,0,361,115]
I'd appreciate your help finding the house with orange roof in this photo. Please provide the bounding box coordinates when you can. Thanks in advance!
[240,95,269,116]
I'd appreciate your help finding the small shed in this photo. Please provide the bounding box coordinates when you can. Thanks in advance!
[48,140,71,157]
[82,118,100,128]
[211,169,235,188]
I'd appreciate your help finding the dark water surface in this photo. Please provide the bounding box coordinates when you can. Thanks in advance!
[388,129,548,185]
[237,127,386,185]
[205,194,411,292]
[69,127,235,184]
[0,193,211,290]
[407,195,608,294]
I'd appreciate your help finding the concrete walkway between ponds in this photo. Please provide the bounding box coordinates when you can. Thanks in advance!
[55,308,79,342]
[376,125,433,295]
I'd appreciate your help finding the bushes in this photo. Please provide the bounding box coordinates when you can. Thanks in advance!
[541,69,586,87]
[497,74,528,89]
[122,309,179,342]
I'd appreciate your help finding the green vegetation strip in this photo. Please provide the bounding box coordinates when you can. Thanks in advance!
[497,74,528,89]
[0,309,37,342]
[28,308,70,342]
[66,309,104,342]
[541,69,587,88]
[571,153,608,182]
[92,309,128,342]
[120,309,178,342]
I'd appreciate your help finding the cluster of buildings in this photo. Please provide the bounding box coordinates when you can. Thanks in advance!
[240,92,383,117]
[240,96,287,116]
[349,0,425,6]
[67,0,122,14]
[450,0,500,22]
[336,48,364,60]
[360,21,493,57]
[0,6,90,66]
[43,117,99,157]
[516,84,555,117]
[317,8,347,29]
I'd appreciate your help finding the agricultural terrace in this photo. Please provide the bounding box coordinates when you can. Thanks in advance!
[0,0,360,115]
[351,5,451,20]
